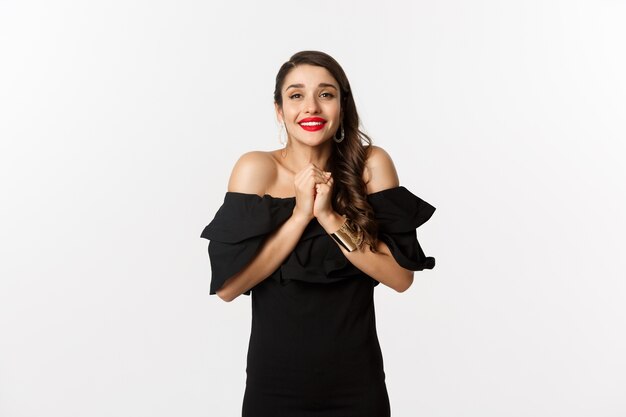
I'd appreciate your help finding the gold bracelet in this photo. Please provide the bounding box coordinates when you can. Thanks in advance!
[330,217,363,252]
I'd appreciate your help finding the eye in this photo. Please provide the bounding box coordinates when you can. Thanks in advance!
[289,93,302,99]
[320,92,335,98]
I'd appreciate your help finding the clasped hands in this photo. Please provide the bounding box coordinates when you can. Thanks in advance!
[292,163,338,226]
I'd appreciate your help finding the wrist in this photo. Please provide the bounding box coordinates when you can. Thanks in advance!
[316,211,344,233]
[317,210,346,234]
[326,215,363,253]
[291,208,314,226]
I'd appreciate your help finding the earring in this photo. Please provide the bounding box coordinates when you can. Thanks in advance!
[278,122,288,145]
[333,123,345,143]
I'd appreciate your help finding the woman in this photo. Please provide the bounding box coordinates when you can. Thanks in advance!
[201,50,436,417]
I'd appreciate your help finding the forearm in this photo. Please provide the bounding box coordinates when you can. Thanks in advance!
[216,212,310,301]
[317,212,414,293]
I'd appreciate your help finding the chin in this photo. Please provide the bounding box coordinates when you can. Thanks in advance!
[306,138,333,148]
[293,133,333,147]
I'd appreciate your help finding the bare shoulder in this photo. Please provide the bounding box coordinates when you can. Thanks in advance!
[227,151,277,196]
[363,145,400,194]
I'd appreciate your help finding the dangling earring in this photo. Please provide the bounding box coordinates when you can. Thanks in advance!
[333,123,345,143]
[278,122,288,146]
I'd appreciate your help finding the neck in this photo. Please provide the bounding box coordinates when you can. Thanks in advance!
[283,140,333,172]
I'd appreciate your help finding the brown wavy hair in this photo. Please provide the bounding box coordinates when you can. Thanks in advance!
[273,50,378,251]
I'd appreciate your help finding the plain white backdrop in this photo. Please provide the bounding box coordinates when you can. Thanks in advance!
[1,0,625,416]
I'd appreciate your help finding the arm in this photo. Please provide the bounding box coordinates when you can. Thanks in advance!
[216,212,310,302]
[314,146,415,293]
[215,153,328,302]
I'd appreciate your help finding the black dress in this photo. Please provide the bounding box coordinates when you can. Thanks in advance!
[200,186,436,417]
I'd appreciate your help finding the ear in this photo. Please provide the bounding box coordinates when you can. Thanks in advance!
[274,102,283,123]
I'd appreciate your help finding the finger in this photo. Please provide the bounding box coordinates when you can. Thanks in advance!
[296,164,327,178]
[308,172,328,184]
[310,168,326,181]
[295,167,330,188]
[315,184,327,196]
[296,168,319,185]
[294,165,314,183]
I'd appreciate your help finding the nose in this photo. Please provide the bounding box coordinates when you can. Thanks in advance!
[303,95,321,113]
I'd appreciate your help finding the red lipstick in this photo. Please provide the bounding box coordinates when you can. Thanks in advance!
[298,117,327,132]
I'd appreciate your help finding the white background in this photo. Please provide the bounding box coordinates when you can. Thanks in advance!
[1,0,625,416]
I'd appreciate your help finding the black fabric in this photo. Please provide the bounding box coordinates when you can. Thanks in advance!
[367,186,436,271]
[200,186,435,416]
[200,192,294,295]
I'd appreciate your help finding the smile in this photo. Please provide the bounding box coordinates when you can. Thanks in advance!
[298,117,327,132]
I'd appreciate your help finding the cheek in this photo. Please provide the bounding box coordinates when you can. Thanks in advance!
[282,107,298,121]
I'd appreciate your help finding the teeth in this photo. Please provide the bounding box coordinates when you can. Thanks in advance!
[300,121,324,126]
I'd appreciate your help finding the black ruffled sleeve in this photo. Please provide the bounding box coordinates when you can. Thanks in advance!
[200,192,294,295]
[367,186,436,271]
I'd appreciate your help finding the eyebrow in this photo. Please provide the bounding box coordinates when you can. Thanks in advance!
[284,83,338,91]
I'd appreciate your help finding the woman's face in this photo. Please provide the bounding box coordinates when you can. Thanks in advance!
[276,64,342,148]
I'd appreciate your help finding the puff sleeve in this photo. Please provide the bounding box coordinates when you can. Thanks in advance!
[367,186,436,271]
[200,192,294,295]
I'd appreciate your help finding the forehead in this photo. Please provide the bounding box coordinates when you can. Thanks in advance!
[283,64,338,89]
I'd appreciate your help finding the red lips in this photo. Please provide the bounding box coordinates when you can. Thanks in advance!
[298,117,327,132]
